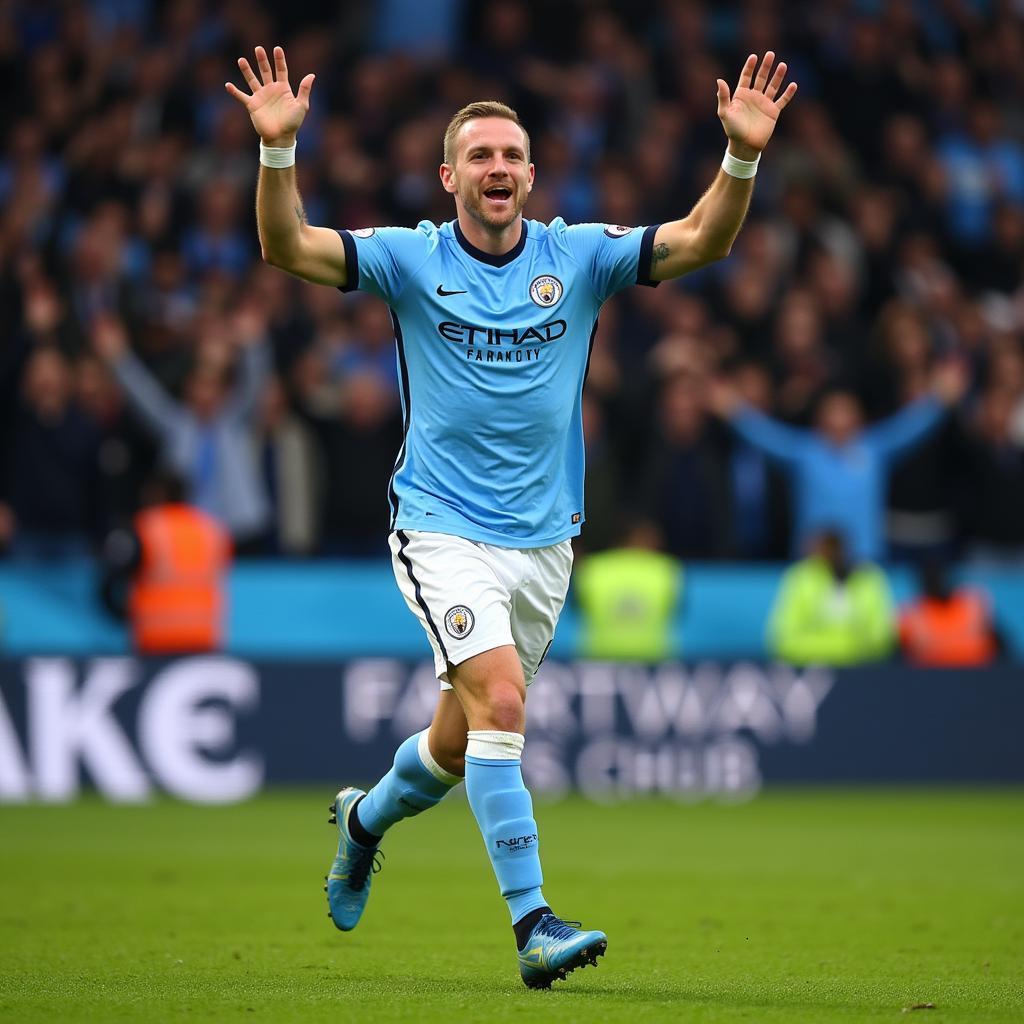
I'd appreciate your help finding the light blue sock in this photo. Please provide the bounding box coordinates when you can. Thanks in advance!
[357,730,462,837]
[464,730,547,924]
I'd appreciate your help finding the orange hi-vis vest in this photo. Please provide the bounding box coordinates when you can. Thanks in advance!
[129,504,231,653]
[899,590,997,667]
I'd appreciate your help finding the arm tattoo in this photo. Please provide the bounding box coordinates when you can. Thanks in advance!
[294,202,307,226]
[651,242,670,268]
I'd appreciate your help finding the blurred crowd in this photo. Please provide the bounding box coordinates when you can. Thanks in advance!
[2,0,1024,567]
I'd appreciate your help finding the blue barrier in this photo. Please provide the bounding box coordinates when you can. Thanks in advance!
[1,657,1020,803]
[1,559,1022,659]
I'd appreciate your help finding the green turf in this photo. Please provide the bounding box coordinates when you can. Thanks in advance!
[0,789,1021,1023]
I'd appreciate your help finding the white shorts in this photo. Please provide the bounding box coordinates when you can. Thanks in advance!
[389,529,573,689]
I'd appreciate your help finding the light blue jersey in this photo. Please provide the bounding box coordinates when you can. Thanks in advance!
[338,218,660,547]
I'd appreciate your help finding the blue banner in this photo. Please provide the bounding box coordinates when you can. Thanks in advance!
[0,658,1021,803]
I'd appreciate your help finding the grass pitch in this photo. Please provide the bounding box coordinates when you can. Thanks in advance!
[0,789,1021,1023]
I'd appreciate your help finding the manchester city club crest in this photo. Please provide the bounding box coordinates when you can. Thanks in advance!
[529,275,563,308]
[352,227,376,238]
[603,224,633,238]
[445,605,475,639]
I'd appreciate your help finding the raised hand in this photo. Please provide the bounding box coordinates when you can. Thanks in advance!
[225,45,315,147]
[91,313,129,362]
[707,376,741,419]
[931,358,969,406]
[717,52,797,160]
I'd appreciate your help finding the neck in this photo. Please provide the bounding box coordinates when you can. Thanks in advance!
[456,210,523,256]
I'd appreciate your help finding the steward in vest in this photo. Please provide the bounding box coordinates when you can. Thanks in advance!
[575,522,683,661]
[101,473,231,653]
[899,561,1001,667]
[768,529,894,666]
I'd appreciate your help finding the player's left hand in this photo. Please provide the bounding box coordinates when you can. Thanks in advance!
[717,52,797,160]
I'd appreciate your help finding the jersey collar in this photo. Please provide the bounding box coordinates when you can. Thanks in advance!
[452,219,528,267]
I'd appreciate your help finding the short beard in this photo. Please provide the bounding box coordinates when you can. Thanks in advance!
[461,187,527,232]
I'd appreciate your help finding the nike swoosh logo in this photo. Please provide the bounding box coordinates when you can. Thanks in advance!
[436,285,467,296]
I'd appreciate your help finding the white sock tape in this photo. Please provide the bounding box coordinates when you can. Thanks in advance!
[721,148,760,179]
[417,730,463,785]
[466,730,525,761]
[259,141,297,168]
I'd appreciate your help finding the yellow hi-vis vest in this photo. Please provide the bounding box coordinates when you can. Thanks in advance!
[768,557,894,666]
[575,548,682,661]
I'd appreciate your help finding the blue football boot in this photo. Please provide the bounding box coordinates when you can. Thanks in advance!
[324,787,383,932]
[517,913,608,989]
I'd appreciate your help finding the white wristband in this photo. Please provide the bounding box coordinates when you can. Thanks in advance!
[259,141,296,168]
[722,148,760,179]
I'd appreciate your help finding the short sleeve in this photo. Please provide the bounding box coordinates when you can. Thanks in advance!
[561,222,662,303]
[336,222,437,304]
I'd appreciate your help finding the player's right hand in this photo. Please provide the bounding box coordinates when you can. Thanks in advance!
[225,45,314,147]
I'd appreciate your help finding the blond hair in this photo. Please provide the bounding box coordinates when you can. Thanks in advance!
[443,101,530,165]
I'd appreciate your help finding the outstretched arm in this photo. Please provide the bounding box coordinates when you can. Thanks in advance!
[708,377,808,464]
[866,361,967,459]
[731,403,811,464]
[650,52,797,281]
[92,316,183,440]
[222,306,272,421]
[226,46,347,286]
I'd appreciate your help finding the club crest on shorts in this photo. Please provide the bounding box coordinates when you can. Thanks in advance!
[603,224,633,238]
[529,274,563,308]
[445,605,475,639]
[352,227,376,238]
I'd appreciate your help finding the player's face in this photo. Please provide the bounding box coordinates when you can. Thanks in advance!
[442,118,534,231]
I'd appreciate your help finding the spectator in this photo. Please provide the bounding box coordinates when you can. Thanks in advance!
[639,371,730,560]
[330,293,399,398]
[865,302,967,562]
[63,204,135,340]
[959,387,1024,566]
[710,362,967,562]
[574,521,682,663]
[92,310,272,550]
[768,286,834,425]
[101,471,232,653]
[2,346,101,559]
[899,560,1001,667]
[295,356,403,557]
[179,178,253,280]
[935,99,1024,254]
[75,350,160,540]
[768,529,894,667]
[256,375,320,555]
[721,361,790,560]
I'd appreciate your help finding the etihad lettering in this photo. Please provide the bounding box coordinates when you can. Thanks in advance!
[438,319,567,346]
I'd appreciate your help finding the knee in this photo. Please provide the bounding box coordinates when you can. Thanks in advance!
[476,682,525,734]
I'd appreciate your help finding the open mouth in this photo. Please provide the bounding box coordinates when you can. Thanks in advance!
[483,185,513,205]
